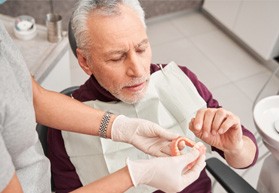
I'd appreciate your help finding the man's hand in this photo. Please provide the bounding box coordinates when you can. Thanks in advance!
[111,115,179,157]
[189,108,243,154]
[127,149,206,193]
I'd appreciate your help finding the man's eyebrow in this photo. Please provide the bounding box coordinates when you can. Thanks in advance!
[104,49,126,57]
[104,39,149,57]
[136,39,149,48]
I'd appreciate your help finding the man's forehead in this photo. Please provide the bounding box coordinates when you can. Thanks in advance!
[86,4,147,55]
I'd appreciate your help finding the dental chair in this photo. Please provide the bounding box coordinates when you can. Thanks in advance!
[36,19,258,193]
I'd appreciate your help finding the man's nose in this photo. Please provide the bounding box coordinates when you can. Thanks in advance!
[126,52,145,77]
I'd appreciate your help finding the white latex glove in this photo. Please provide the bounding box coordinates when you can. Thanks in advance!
[111,115,179,157]
[127,149,206,193]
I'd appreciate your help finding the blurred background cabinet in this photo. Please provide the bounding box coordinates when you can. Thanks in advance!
[40,49,72,92]
[203,0,279,61]
[0,14,71,92]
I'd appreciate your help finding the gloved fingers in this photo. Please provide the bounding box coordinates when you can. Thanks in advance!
[157,144,172,157]
[193,141,207,155]
[159,140,186,157]
[184,154,206,174]
[148,140,172,157]
[152,124,179,140]
[181,154,206,187]
[181,148,200,164]
[127,153,204,193]
[195,154,206,171]
[177,148,201,172]
[166,154,208,192]
[184,149,206,170]
[153,151,170,157]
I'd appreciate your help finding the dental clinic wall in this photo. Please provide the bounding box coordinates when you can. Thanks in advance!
[0,0,202,30]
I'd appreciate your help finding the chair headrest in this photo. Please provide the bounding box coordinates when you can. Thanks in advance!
[68,19,77,58]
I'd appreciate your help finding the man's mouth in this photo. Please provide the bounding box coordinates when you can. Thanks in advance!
[124,81,146,92]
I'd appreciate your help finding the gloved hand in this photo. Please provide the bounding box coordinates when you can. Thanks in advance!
[111,115,179,157]
[127,148,206,193]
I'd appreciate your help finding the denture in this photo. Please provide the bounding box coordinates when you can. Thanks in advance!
[170,137,206,156]
[170,137,206,169]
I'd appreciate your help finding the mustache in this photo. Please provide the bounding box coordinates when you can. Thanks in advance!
[124,75,150,87]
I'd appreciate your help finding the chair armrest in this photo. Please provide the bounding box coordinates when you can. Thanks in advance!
[206,157,258,193]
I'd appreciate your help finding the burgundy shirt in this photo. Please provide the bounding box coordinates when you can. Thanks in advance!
[48,64,258,193]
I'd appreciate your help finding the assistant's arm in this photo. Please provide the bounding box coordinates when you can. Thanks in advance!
[70,167,132,193]
[1,166,131,193]
[32,78,115,136]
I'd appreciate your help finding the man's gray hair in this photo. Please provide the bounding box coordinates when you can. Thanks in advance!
[72,0,146,52]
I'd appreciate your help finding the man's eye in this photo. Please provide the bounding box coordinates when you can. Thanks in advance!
[110,55,125,62]
[111,58,121,62]
[137,49,146,54]
[137,45,148,54]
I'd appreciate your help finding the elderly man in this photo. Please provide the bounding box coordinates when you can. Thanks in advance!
[48,0,258,192]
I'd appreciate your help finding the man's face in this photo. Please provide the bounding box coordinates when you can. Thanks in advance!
[80,4,152,104]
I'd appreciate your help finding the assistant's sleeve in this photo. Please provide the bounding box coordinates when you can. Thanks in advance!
[0,130,15,192]
[178,65,259,167]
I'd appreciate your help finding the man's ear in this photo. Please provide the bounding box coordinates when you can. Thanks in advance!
[76,48,93,76]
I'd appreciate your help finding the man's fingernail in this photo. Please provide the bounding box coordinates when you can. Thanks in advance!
[195,124,202,130]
